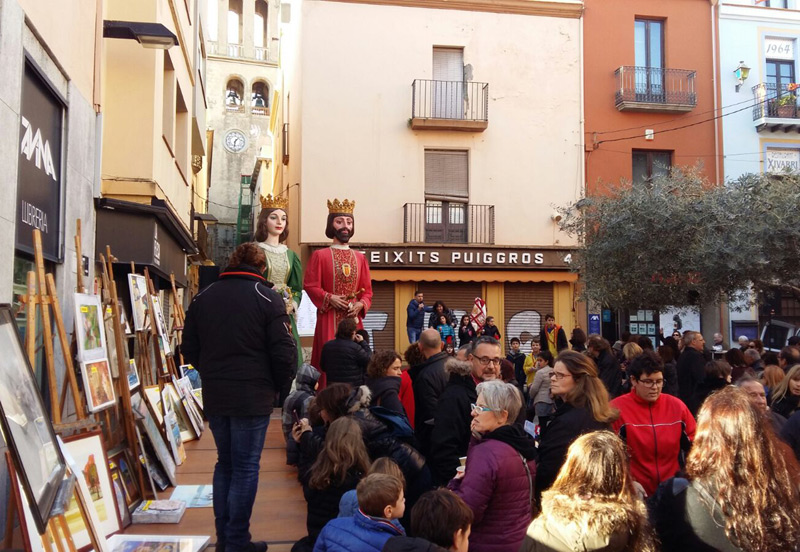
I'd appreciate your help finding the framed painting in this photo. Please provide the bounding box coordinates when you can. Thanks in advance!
[130,393,177,486]
[107,447,141,512]
[106,534,210,552]
[127,274,149,332]
[0,305,66,535]
[62,430,122,550]
[142,385,165,426]
[7,452,45,552]
[80,359,117,412]
[173,377,203,435]
[164,383,197,442]
[150,295,171,355]
[127,359,140,391]
[73,293,108,362]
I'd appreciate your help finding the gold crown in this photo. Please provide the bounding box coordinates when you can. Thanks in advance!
[327,198,356,215]
[260,194,289,210]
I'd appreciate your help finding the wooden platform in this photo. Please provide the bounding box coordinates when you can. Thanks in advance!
[122,413,306,551]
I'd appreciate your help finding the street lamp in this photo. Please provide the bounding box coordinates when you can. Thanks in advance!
[103,20,178,49]
[734,61,751,92]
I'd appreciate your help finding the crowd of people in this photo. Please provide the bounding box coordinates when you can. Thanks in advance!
[278,293,800,552]
[186,248,800,552]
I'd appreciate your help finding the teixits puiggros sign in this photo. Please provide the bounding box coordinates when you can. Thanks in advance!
[16,62,64,261]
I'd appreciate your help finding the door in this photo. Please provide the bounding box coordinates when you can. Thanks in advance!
[766,60,795,116]
[634,20,664,102]
[432,47,464,119]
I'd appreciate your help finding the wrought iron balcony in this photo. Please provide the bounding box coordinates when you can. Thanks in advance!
[752,82,800,132]
[403,202,494,244]
[614,66,697,112]
[411,79,489,132]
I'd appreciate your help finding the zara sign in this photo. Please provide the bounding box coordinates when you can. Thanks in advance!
[16,62,64,261]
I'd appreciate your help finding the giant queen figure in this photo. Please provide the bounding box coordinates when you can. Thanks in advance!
[303,199,373,387]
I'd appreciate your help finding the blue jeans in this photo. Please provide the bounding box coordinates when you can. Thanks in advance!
[407,327,422,343]
[208,415,270,552]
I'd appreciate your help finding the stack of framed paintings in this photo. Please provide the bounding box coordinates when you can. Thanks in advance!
[130,393,177,487]
[73,293,116,412]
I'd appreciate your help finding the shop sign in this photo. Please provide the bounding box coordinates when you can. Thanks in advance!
[355,245,573,270]
[16,62,64,261]
[766,148,800,173]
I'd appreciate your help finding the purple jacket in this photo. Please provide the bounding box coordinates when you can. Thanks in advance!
[448,426,537,552]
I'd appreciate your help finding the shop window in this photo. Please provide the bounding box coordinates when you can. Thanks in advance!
[225,78,244,111]
[424,150,468,243]
[251,81,269,115]
[632,150,671,184]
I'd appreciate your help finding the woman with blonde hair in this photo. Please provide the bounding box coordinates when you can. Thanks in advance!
[651,386,800,552]
[295,417,370,551]
[770,364,800,419]
[761,364,784,397]
[535,351,618,502]
[521,431,656,552]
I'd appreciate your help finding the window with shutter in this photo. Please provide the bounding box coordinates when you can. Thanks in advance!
[424,150,469,243]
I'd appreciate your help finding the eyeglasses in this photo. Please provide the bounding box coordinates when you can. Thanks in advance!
[474,356,502,366]
[550,371,572,380]
[471,403,501,413]
[637,378,665,388]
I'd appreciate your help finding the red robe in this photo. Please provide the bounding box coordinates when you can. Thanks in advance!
[303,246,373,388]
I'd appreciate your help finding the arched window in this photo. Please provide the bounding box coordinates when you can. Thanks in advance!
[207,0,218,41]
[251,81,270,115]
[226,78,244,111]
[227,0,243,56]
[254,0,269,49]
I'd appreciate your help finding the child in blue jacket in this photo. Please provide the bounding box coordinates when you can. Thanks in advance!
[313,473,405,552]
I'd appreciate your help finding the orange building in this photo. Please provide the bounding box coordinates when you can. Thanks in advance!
[583,0,721,341]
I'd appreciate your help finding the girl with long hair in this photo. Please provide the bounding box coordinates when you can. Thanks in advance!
[521,431,656,552]
[760,364,784,397]
[295,417,370,551]
[652,386,800,552]
[457,314,476,348]
[770,363,800,419]
[535,351,618,503]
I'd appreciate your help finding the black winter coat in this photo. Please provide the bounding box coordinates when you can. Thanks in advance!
[300,469,363,547]
[458,324,476,348]
[772,392,800,419]
[780,410,800,463]
[649,477,742,552]
[535,401,610,502]
[507,351,527,390]
[320,337,372,387]
[687,377,728,417]
[662,360,680,397]
[594,350,623,399]
[676,347,706,404]
[539,326,569,353]
[408,352,449,455]
[182,265,297,417]
[383,537,448,552]
[428,373,478,486]
[367,376,405,416]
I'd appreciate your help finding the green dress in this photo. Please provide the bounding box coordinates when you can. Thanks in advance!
[257,242,304,369]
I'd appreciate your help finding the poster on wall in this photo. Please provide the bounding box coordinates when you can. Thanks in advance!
[16,61,64,262]
[659,307,701,336]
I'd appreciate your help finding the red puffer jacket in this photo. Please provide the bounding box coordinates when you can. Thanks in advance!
[612,389,696,496]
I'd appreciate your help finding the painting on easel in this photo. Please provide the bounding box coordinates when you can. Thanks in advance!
[0,306,66,535]
[127,275,149,332]
[73,293,108,362]
[80,359,117,412]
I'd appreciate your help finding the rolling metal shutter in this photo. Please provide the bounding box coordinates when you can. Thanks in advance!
[504,282,554,355]
[416,282,483,327]
[366,281,395,352]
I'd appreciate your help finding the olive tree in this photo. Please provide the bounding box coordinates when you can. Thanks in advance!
[557,167,800,310]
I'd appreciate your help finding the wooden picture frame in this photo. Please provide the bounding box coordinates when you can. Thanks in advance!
[127,358,141,391]
[107,447,141,513]
[80,358,117,412]
[130,392,177,486]
[0,305,66,535]
[6,452,45,552]
[163,383,198,442]
[62,430,123,550]
[127,274,149,332]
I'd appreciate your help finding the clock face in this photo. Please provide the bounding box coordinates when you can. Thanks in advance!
[224,130,247,153]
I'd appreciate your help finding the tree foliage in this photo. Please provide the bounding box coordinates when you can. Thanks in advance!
[557,168,800,310]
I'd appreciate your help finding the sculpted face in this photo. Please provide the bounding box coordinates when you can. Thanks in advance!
[332,216,353,243]
[266,209,287,238]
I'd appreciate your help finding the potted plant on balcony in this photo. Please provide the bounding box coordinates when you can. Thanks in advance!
[777,93,797,118]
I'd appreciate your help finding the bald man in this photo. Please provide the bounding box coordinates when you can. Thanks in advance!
[408,328,449,455]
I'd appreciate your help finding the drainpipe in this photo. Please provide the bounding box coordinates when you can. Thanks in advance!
[710,0,722,185]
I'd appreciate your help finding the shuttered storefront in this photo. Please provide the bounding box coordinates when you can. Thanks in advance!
[366,281,396,352]
[504,282,554,354]
[416,282,483,326]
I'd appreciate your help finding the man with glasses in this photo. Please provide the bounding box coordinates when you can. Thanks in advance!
[428,337,500,486]
[611,350,696,497]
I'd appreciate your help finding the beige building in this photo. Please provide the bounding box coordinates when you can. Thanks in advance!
[281,0,585,354]
[205,0,282,266]
[99,0,211,293]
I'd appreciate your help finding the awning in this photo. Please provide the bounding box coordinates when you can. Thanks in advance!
[369,269,578,283]
[95,198,197,287]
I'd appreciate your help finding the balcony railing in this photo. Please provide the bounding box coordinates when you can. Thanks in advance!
[411,79,489,131]
[251,105,269,116]
[227,43,242,57]
[752,82,800,121]
[614,66,697,112]
[403,202,495,244]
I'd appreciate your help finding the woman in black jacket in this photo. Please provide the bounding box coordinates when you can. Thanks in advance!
[428,301,455,329]
[770,364,800,419]
[457,315,476,348]
[535,351,618,504]
[366,350,406,416]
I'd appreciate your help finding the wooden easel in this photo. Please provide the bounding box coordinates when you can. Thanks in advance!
[169,273,186,366]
